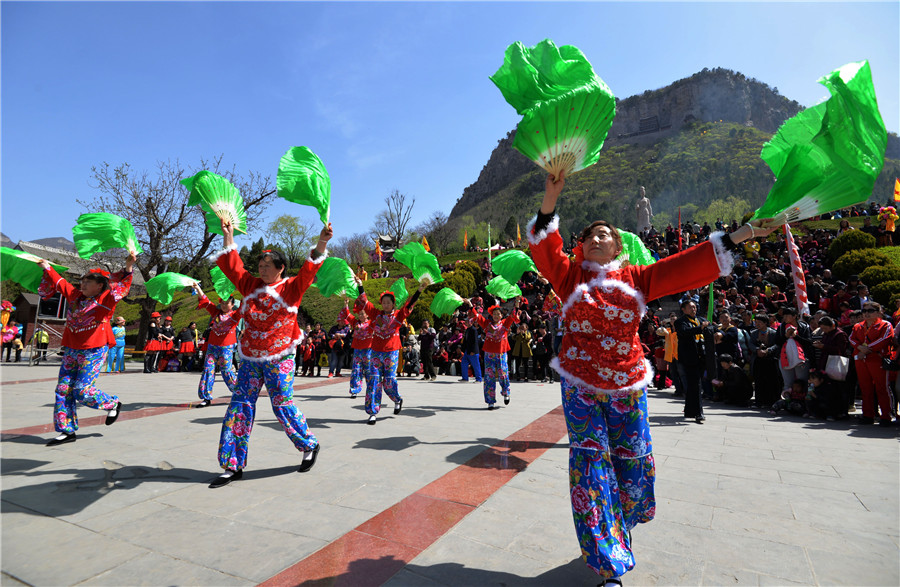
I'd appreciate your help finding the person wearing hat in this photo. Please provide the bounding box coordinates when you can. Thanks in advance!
[353,279,424,425]
[336,298,374,399]
[159,315,176,352]
[191,284,238,407]
[102,316,127,373]
[208,218,333,488]
[144,312,163,373]
[465,297,521,409]
[35,252,136,446]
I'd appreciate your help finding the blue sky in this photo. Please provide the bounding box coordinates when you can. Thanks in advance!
[2,1,898,248]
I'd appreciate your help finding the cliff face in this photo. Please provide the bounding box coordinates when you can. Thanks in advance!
[452,68,811,219]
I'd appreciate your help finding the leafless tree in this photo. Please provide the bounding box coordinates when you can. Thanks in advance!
[371,189,415,246]
[415,210,454,255]
[78,155,275,348]
[330,232,372,266]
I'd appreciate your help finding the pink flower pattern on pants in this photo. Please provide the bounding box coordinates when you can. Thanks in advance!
[198,344,237,401]
[482,352,510,405]
[217,355,317,470]
[53,346,119,434]
[561,378,655,580]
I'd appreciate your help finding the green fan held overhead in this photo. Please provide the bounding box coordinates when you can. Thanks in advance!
[491,250,537,285]
[72,213,143,258]
[312,257,359,299]
[210,266,236,301]
[277,147,331,225]
[392,242,444,285]
[486,275,522,302]
[491,39,616,179]
[430,288,465,317]
[387,278,410,307]
[617,230,656,266]
[146,272,200,306]
[180,171,248,236]
[751,60,887,226]
[0,247,69,293]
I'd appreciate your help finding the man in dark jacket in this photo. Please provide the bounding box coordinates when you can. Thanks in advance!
[418,319,437,381]
[675,300,709,423]
[459,318,482,383]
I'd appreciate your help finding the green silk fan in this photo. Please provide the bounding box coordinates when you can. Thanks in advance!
[72,213,143,258]
[392,242,444,285]
[485,275,522,301]
[387,278,409,307]
[277,147,331,225]
[312,257,359,299]
[750,60,887,226]
[491,250,537,285]
[145,272,200,306]
[0,247,69,293]
[491,39,616,179]
[210,266,236,301]
[430,288,465,317]
[180,171,248,236]
[616,230,656,266]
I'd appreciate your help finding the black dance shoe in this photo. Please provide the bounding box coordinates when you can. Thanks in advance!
[209,469,242,488]
[105,402,123,426]
[46,433,76,446]
[197,399,212,408]
[393,399,403,415]
[298,444,320,473]
[503,394,510,405]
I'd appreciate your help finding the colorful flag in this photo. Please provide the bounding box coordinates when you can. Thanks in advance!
[422,236,430,252]
[375,239,382,258]
[516,222,521,243]
[784,223,810,316]
[894,178,900,202]
[463,230,468,250]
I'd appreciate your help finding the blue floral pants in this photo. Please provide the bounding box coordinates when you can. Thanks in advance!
[561,378,656,580]
[198,344,238,401]
[483,352,511,405]
[54,346,120,434]
[367,349,401,415]
[350,348,374,396]
[217,355,317,471]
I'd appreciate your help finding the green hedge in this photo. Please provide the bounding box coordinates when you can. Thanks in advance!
[832,249,894,280]
[871,280,900,307]
[827,230,876,263]
[859,265,900,289]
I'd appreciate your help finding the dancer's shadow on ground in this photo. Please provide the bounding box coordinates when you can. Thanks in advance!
[297,554,595,586]
[0,460,299,518]
[1,432,105,445]
[353,435,565,468]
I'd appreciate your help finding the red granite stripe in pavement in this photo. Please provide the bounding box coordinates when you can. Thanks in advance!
[259,405,567,587]
[0,377,342,439]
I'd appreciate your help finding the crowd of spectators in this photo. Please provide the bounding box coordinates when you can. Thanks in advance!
[278,201,899,428]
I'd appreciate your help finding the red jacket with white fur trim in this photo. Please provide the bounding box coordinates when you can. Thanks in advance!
[38,267,133,350]
[214,245,324,362]
[529,214,733,395]
[470,308,518,354]
[198,295,239,347]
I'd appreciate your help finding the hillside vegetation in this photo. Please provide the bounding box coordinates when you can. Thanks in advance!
[450,121,900,244]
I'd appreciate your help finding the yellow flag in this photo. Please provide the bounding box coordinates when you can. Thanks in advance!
[375,239,382,258]
[422,236,430,252]
[463,230,468,250]
[517,223,521,243]
[894,178,900,202]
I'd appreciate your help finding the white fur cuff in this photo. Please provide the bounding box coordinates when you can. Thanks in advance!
[309,249,328,265]
[709,232,736,277]
[211,243,238,262]
[526,214,559,246]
